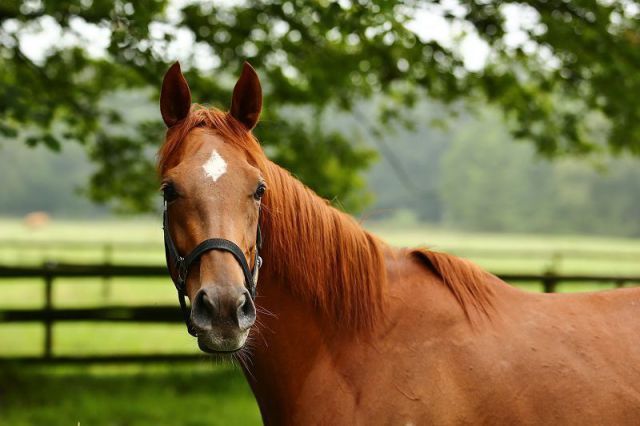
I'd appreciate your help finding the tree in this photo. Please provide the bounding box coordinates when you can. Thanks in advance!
[1,0,639,212]
[438,110,640,236]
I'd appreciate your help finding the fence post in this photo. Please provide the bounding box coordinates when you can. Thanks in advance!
[43,262,55,360]
[542,269,557,293]
[101,243,113,301]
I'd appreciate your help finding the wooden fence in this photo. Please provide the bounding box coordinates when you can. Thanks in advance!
[1,262,639,364]
[2,239,640,266]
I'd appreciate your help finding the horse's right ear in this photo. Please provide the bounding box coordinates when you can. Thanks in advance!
[160,62,192,127]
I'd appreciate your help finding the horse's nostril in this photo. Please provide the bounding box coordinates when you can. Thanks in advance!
[202,292,215,312]
[239,294,251,316]
[236,291,256,330]
[191,288,217,331]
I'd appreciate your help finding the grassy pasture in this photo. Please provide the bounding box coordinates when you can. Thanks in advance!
[1,218,639,425]
[0,363,261,425]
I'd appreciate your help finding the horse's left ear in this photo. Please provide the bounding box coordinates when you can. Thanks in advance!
[230,62,262,130]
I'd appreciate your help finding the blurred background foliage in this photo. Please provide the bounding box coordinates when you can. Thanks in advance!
[3,100,640,236]
[1,0,640,216]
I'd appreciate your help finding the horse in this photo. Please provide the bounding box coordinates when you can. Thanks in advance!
[157,61,640,424]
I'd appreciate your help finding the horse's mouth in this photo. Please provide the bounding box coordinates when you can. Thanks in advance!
[197,340,243,355]
[196,329,249,355]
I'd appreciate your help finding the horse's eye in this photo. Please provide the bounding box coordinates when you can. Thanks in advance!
[254,183,266,201]
[162,182,179,202]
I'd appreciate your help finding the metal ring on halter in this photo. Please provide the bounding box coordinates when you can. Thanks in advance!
[177,260,188,287]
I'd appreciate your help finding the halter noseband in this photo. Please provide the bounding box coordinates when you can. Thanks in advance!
[162,200,262,336]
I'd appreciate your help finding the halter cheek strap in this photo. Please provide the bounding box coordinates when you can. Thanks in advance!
[163,201,262,336]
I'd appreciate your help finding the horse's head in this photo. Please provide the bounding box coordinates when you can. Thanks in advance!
[158,62,265,354]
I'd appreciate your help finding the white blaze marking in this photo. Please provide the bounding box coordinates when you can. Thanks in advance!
[202,149,227,182]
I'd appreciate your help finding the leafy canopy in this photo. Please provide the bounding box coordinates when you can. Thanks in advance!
[1,0,639,211]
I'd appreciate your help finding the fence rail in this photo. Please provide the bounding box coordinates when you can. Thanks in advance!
[1,262,639,364]
[0,240,159,250]
[2,239,640,262]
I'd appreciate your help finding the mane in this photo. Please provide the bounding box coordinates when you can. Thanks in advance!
[410,248,494,320]
[158,106,387,332]
[261,162,387,331]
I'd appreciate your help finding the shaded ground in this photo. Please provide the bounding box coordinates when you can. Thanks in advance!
[0,362,261,426]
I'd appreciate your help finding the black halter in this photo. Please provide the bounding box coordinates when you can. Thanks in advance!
[162,200,262,336]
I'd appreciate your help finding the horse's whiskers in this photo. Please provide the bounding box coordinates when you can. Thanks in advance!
[256,305,278,319]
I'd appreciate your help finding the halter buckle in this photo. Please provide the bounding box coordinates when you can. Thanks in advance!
[176,258,188,287]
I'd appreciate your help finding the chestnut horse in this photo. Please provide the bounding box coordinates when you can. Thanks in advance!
[158,62,640,424]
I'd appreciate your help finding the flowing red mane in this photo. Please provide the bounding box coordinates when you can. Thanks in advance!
[410,248,494,321]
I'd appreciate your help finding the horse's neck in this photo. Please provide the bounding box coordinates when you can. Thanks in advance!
[256,161,386,332]
[244,272,344,422]
[244,162,378,420]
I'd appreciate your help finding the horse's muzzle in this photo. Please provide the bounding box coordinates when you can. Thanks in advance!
[190,285,256,352]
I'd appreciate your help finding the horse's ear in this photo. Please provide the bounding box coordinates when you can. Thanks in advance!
[160,62,192,127]
[230,62,262,130]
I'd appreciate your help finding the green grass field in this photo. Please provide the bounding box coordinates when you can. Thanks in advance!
[0,363,261,425]
[1,218,639,425]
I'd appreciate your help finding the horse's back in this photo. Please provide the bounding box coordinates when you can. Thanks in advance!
[344,254,640,424]
[475,287,640,423]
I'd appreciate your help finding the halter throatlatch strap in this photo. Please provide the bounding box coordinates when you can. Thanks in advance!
[162,201,262,336]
